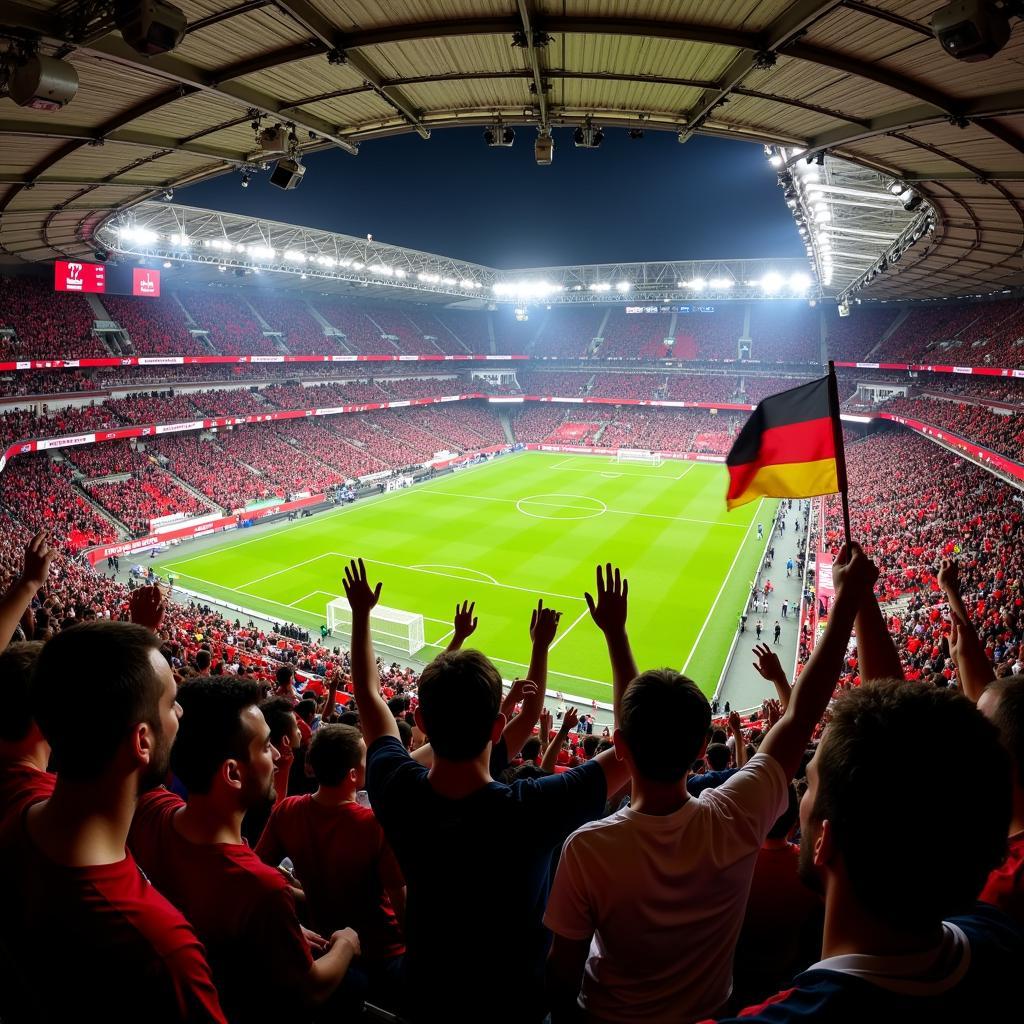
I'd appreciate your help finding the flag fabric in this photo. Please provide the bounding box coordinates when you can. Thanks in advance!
[726,375,840,510]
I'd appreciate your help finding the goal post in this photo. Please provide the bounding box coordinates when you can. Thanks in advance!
[325,598,425,656]
[615,448,662,466]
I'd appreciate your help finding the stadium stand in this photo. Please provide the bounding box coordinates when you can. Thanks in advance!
[246,295,347,355]
[599,309,674,358]
[101,295,208,356]
[178,290,281,356]
[0,276,107,360]
[880,396,1024,463]
[147,433,270,510]
[86,468,209,535]
[531,307,605,357]
[748,303,820,363]
[824,304,902,361]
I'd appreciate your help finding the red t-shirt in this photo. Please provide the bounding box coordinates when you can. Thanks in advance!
[256,794,405,960]
[128,789,313,1023]
[0,760,55,827]
[0,806,226,1023]
[980,831,1024,927]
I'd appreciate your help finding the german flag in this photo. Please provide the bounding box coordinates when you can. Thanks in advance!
[726,375,841,510]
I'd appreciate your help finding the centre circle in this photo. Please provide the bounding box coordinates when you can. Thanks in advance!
[515,493,608,521]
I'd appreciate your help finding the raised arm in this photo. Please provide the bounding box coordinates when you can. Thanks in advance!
[752,643,792,710]
[541,707,578,774]
[0,531,54,648]
[854,578,904,684]
[939,558,995,703]
[500,601,560,760]
[342,558,398,745]
[585,563,635,724]
[760,543,877,780]
[728,711,748,769]
[445,600,477,653]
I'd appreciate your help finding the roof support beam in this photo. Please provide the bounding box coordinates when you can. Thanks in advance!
[0,3,358,154]
[791,89,1024,165]
[680,0,846,141]
[270,0,429,138]
[516,1,549,130]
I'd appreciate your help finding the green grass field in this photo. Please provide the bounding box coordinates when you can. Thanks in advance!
[156,452,775,703]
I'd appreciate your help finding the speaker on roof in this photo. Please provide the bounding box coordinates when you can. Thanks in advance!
[269,158,306,190]
[9,55,79,111]
[115,1,187,56]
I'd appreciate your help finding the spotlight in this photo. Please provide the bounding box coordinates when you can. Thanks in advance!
[765,145,783,167]
[9,55,79,111]
[889,180,905,195]
[484,125,515,147]
[932,0,1013,61]
[115,0,187,56]
[162,189,173,200]
[573,123,603,148]
[269,157,305,190]
[900,189,923,211]
[815,151,825,166]
[535,132,554,166]
[628,128,645,140]
[94,249,109,262]
[240,172,251,188]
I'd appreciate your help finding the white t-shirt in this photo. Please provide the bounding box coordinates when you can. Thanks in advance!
[544,752,788,1024]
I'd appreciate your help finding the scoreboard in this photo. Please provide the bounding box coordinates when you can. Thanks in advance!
[53,261,161,297]
[54,260,106,293]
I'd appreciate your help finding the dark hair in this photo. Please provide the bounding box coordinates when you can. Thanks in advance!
[417,649,502,761]
[705,742,731,772]
[172,676,262,794]
[294,698,316,725]
[619,669,711,782]
[0,642,43,743]
[811,680,1011,930]
[985,676,1024,789]
[767,785,800,841]
[275,665,294,688]
[259,696,297,748]
[397,718,413,750]
[710,728,728,745]
[582,735,599,759]
[194,650,212,672]
[32,622,164,781]
[520,736,542,762]
[308,725,363,786]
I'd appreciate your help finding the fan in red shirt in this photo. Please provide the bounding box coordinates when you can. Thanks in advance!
[0,621,227,1023]
[257,723,406,1008]
[128,676,361,1023]
[0,642,55,827]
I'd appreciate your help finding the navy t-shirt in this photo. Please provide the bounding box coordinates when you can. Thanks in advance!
[704,904,1022,1023]
[688,767,740,796]
[366,735,607,1023]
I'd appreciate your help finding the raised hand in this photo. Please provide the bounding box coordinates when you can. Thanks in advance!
[584,563,628,635]
[452,600,478,643]
[728,710,743,734]
[128,583,167,632]
[752,643,786,683]
[19,530,54,592]
[561,706,580,733]
[342,558,382,618]
[505,677,537,709]
[763,698,782,727]
[831,542,878,600]
[938,557,959,595]
[538,707,553,741]
[530,599,562,648]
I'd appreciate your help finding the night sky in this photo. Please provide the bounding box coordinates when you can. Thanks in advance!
[181,129,803,269]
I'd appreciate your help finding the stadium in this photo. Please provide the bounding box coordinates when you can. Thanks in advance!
[0,2,1022,1022]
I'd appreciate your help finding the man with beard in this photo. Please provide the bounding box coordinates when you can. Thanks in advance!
[703,680,1020,1022]
[128,676,360,1022]
[0,621,227,1023]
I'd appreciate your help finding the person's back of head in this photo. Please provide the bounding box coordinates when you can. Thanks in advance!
[172,676,266,799]
[767,785,800,842]
[802,679,1011,932]
[259,696,300,751]
[396,717,414,751]
[194,649,212,673]
[979,676,1024,793]
[710,727,728,745]
[294,698,316,727]
[705,742,731,772]
[308,724,364,789]
[618,669,711,783]
[582,734,599,759]
[275,664,294,690]
[415,649,502,762]
[521,735,542,763]
[31,621,172,784]
[0,642,44,747]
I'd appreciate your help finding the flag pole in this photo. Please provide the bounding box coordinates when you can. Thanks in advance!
[827,360,852,547]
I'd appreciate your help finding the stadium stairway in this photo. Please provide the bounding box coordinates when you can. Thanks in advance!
[861,307,910,361]
[154,465,227,515]
[498,411,515,444]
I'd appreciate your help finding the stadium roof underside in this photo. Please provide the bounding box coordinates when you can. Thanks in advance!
[1,1,1022,303]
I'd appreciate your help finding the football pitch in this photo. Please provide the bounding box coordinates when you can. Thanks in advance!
[156,452,775,703]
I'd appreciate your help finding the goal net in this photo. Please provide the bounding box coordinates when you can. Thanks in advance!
[615,449,662,466]
[325,599,425,656]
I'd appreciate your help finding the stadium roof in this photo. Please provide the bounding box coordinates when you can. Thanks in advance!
[2,1,1022,303]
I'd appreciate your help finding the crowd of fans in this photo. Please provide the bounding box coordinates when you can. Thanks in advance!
[87,468,210,535]
[0,276,106,360]
[101,295,209,356]
[179,291,282,356]
[881,396,1024,462]
[599,310,674,359]
[823,305,901,361]
[147,434,270,511]
[247,297,348,356]
[748,304,820,363]
[63,439,149,478]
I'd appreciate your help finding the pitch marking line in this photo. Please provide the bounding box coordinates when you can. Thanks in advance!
[548,607,590,651]
[409,563,499,584]
[680,497,765,676]
[237,552,335,589]
[516,493,607,521]
[423,489,746,529]
[289,589,336,608]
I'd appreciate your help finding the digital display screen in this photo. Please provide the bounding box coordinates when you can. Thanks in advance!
[132,267,161,298]
[54,260,106,293]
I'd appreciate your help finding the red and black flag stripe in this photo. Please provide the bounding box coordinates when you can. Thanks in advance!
[726,375,840,510]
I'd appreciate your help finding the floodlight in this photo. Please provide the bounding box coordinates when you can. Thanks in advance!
[687,278,705,290]
[615,281,630,292]
[535,133,554,165]
[900,189,923,211]
[708,277,733,289]
[765,145,783,167]
[789,272,811,292]
[9,55,79,110]
[761,272,784,293]
[932,0,1013,60]
[115,0,187,56]
[270,157,305,190]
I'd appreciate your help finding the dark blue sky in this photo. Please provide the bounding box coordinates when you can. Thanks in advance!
[181,128,803,269]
